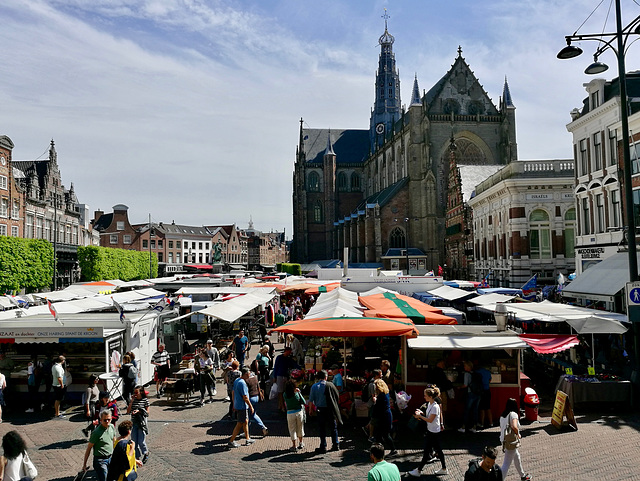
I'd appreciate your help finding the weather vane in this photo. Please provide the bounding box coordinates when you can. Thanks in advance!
[382,8,390,29]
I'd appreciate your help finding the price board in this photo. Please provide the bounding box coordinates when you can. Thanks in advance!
[551,390,578,431]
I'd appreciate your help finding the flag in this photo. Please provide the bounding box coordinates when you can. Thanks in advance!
[112,297,126,323]
[557,273,566,285]
[152,297,168,312]
[437,265,443,276]
[47,299,62,325]
[478,271,492,288]
[520,274,538,300]
[8,296,28,309]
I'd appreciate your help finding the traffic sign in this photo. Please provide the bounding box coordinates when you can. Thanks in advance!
[626,282,640,322]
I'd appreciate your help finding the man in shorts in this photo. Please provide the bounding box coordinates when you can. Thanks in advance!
[227,368,255,448]
[272,346,298,412]
[152,344,170,398]
[52,355,66,418]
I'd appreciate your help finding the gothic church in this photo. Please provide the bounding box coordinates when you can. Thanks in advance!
[293,20,517,275]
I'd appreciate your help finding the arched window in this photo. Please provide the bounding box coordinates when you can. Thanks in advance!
[313,202,323,223]
[389,227,406,248]
[529,209,551,259]
[337,172,348,191]
[350,173,361,192]
[564,208,576,258]
[307,171,320,192]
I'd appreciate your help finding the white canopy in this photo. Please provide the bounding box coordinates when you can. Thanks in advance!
[427,285,477,301]
[468,293,515,306]
[408,325,527,350]
[197,291,276,323]
[566,316,628,334]
[304,288,363,319]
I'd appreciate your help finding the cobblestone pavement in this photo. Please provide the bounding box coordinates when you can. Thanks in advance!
[1,373,639,480]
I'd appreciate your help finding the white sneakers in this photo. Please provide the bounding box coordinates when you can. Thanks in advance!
[409,467,448,477]
[435,468,448,475]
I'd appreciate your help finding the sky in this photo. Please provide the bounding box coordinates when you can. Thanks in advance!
[2,0,640,237]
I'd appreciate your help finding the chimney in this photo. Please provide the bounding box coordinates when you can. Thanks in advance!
[94,210,104,222]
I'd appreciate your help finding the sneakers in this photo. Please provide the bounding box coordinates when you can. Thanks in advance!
[57,414,66,419]
[224,396,231,402]
[142,453,149,464]
[289,446,297,452]
[425,456,437,464]
[156,393,161,399]
[435,468,448,475]
[408,468,422,477]
[244,438,256,445]
[262,428,269,436]
[199,400,204,407]
[521,475,531,481]
[212,389,217,396]
[457,428,466,433]
[25,408,34,413]
[81,428,89,438]
[297,442,305,450]
[468,428,477,433]
[227,441,240,448]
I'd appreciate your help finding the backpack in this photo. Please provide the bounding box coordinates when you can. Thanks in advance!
[361,381,371,403]
[469,371,483,395]
[128,365,138,380]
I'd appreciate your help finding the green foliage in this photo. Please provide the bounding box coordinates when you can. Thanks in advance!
[0,237,54,292]
[277,263,302,276]
[78,246,157,281]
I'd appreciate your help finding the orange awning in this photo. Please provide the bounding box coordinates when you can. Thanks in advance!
[304,282,341,295]
[270,315,418,337]
[83,281,117,286]
[359,292,456,325]
[280,283,319,292]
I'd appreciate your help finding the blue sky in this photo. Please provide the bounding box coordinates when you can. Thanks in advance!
[1,0,639,235]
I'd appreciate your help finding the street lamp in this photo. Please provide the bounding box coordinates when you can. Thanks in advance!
[558,0,640,361]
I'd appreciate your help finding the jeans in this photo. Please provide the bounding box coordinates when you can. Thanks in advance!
[92,456,110,481]
[464,392,481,429]
[249,395,266,430]
[131,424,148,459]
[316,407,338,449]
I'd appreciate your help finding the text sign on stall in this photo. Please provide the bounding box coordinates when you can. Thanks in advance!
[625,282,640,322]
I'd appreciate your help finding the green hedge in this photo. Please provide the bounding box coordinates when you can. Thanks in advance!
[0,237,54,292]
[78,246,157,281]
[277,262,302,276]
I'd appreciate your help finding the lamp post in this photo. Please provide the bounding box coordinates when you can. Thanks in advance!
[558,0,640,367]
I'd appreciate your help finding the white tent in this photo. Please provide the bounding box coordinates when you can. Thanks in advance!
[427,285,477,301]
[197,291,276,323]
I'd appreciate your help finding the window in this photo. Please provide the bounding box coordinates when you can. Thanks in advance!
[313,202,323,223]
[351,172,361,191]
[389,227,406,248]
[150,240,156,249]
[205,242,209,250]
[176,241,181,249]
[0,176,7,190]
[634,190,640,228]
[176,253,181,263]
[595,193,604,233]
[11,201,19,219]
[110,234,118,244]
[25,214,33,238]
[609,129,618,166]
[192,241,196,249]
[158,253,163,262]
[142,239,148,248]
[199,242,203,250]
[168,252,173,263]
[73,226,78,245]
[565,208,576,258]
[529,209,551,259]
[11,226,18,237]
[158,239,163,248]
[632,141,640,174]
[169,241,174,249]
[611,189,621,228]
[579,139,588,175]
[582,197,591,235]
[123,235,132,244]
[591,90,599,109]
[307,171,320,192]
[116,221,125,230]
[0,198,7,217]
[337,172,348,191]
[36,217,43,238]
[593,133,602,170]
[0,224,6,236]
[45,220,51,241]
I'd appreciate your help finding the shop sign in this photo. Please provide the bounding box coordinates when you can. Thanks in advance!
[576,247,604,259]
[526,193,552,201]
[0,327,103,339]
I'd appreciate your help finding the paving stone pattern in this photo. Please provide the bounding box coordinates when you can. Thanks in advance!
[1,364,639,480]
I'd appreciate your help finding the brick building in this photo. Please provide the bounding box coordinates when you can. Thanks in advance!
[0,136,23,238]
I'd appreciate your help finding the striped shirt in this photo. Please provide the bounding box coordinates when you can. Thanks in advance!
[152,350,170,365]
[130,397,149,429]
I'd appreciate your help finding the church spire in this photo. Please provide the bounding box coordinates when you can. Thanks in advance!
[370,9,401,152]
[410,74,421,106]
[502,76,515,109]
[324,130,335,156]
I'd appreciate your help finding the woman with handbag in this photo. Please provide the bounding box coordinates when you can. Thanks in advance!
[0,430,37,481]
[196,350,216,406]
[283,380,306,451]
[499,398,531,481]
[371,379,397,456]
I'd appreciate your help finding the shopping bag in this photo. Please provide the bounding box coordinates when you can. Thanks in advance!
[269,383,278,400]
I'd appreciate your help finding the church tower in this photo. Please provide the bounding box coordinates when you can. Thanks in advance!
[370,11,401,153]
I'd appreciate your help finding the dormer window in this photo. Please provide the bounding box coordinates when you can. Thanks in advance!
[591,90,600,109]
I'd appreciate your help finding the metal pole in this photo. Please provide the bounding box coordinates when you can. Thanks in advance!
[53,195,57,290]
[405,218,410,275]
[149,213,152,278]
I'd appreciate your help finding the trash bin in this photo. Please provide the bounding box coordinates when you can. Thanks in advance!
[523,387,539,422]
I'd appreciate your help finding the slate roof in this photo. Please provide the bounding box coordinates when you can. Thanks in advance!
[93,213,113,232]
[458,165,503,203]
[580,71,640,116]
[383,248,426,257]
[355,177,409,210]
[161,224,211,236]
[302,128,369,164]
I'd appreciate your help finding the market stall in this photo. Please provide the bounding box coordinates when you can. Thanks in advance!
[405,325,529,424]
[0,311,159,403]
[555,374,632,408]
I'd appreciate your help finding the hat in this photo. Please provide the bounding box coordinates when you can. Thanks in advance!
[330,364,340,370]
[99,391,110,399]
[206,339,213,344]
